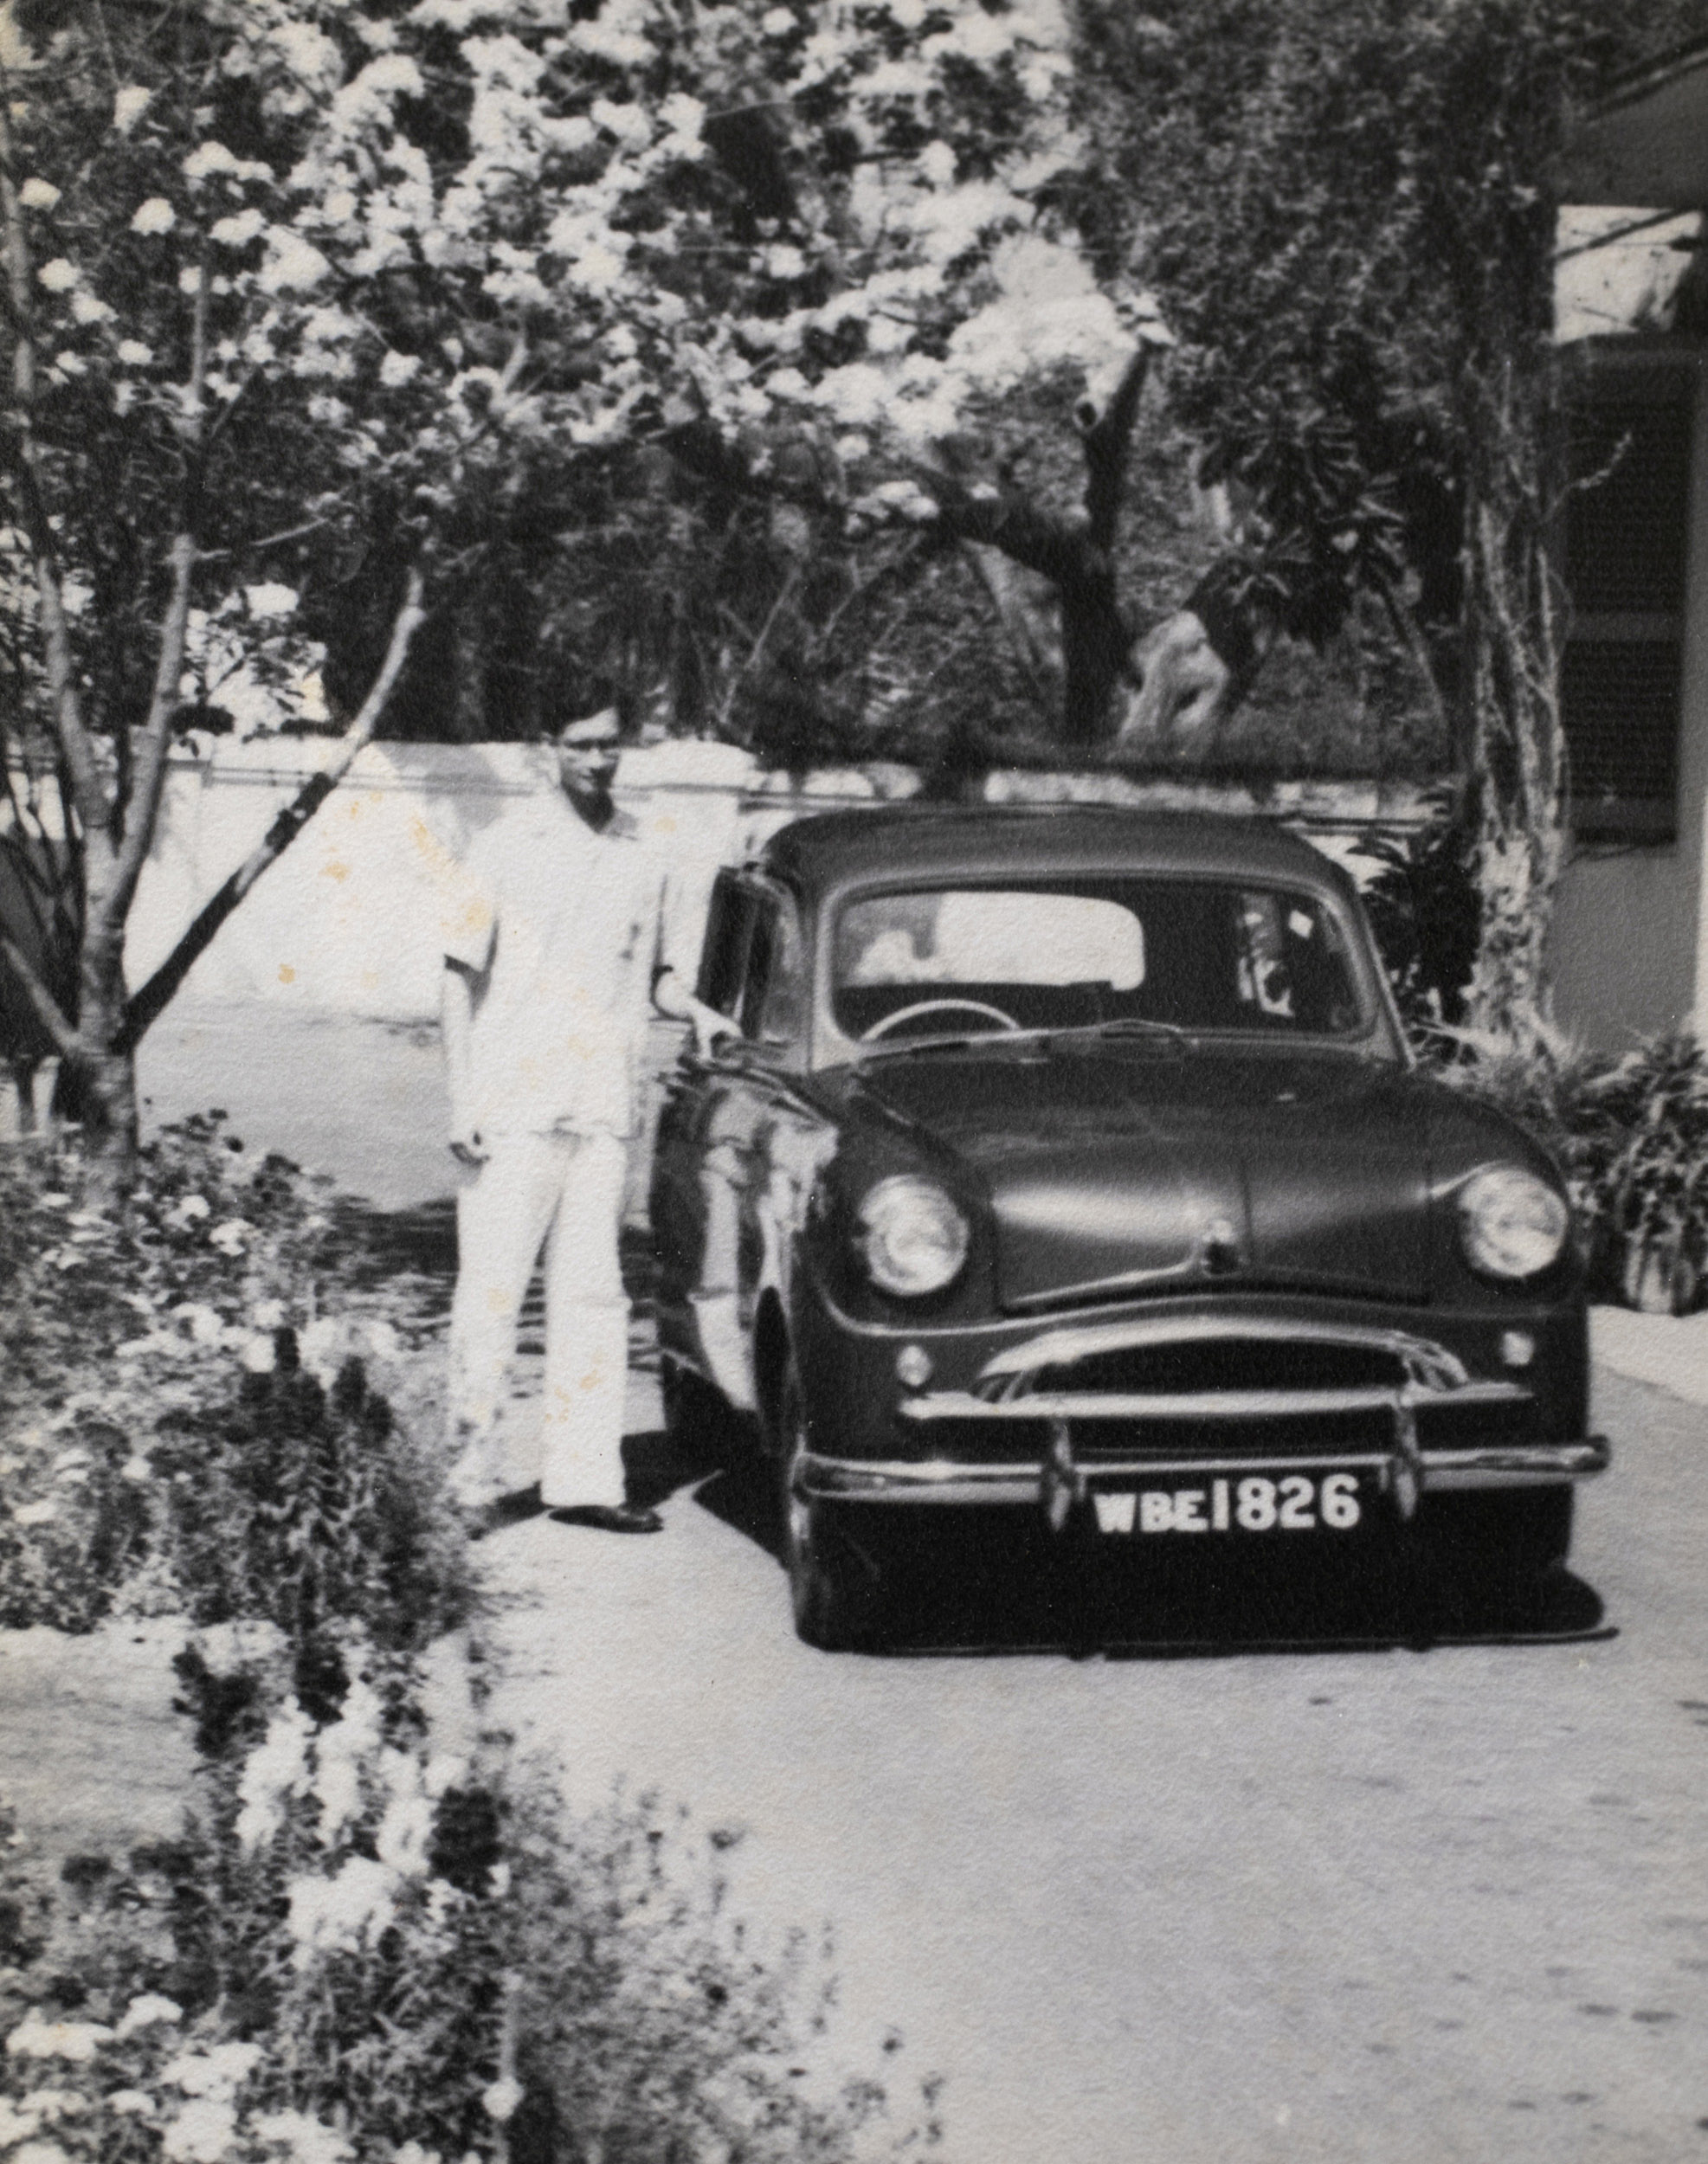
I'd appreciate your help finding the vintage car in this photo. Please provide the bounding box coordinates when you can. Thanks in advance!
[649,807,1608,1648]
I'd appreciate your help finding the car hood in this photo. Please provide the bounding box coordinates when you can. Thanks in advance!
[850,1041,1436,1310]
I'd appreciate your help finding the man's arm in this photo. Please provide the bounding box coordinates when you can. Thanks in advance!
[652,962,738,1056]
[649,859,738,1054]
[442,957,487,1163]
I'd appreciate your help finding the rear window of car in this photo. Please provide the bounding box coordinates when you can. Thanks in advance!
[831,879,1370,1042]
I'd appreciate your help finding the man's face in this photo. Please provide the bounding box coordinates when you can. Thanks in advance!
[551,714,621,814]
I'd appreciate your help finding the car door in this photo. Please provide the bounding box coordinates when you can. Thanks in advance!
[651,874,827,1408]
[649,870,757,1368]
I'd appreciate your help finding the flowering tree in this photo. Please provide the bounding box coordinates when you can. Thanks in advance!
[2,0,1170,1154]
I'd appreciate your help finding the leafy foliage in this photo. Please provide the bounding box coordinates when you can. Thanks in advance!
[0,1117,460,1633]
[1443,1030,1708,1313]
[1074,0,1708,1032]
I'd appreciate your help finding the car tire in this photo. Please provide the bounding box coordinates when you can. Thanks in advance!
[777,1365,881,1652]
[659,1357,747,1468]
[1415,1485,1574,1608]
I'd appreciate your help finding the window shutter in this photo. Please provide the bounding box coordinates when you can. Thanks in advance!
[1564,383,1693,840]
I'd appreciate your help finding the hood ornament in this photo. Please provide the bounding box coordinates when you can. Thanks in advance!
[1196,1214,1242,1277]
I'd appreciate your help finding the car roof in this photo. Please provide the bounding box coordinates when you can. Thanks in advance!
[757,804,1355,905]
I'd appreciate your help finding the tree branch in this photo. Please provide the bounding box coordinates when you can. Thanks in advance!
[118,565,427,1052]
[0,99,109,839]
[1080,345,1154,554]
[108,256,209,928]
[0,929,77,1054]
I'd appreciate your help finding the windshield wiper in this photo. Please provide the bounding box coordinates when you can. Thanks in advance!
[1043,1016,1193,1047]
[859,1015,1195,1061]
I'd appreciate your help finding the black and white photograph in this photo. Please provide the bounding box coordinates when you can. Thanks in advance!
[2,1,1706,2158]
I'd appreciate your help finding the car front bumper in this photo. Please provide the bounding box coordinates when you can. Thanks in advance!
[791,1299,1608,1517]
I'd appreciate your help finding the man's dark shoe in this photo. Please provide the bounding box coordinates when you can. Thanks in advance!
[550,1502,664,1535]
[457,1485,544,1542]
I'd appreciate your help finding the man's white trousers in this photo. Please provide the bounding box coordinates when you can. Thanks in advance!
[448,1130,629,1509]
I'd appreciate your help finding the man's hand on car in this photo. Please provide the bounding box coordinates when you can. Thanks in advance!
[448,1120,489,1167]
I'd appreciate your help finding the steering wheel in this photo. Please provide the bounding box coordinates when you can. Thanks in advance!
[860,997,1023,1043]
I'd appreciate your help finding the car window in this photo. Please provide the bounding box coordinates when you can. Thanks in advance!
[839,890,1144,991]
[745,898,807,1043]
[831,879,1370,1042]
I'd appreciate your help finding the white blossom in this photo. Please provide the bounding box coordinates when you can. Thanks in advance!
[481,2079,523,2125]
[115,1993,183,2040]
[35,259,77,293]
[244,583,299,620]
[117,339,154,366]
[209,209,267,248]
[183,140,240,181]
[287,1856,399,1967]
[590,98,650,147]
[378,350,422,388]
[423,1753,467,1799]
[131,198,177,236]
[258,234,332,293]
[10,1501,57,1528]
[161,2098,237,2162]
[235,1699,314,1852]
[4,2013,113,2062]
[233,1333,274,1375]
[251,2110,353,2164]
[18,178,60,209]
[113,85,151,133]
[160,2041,263,2099]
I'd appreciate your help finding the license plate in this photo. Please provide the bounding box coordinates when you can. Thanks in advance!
[1091,1472,1365,1536]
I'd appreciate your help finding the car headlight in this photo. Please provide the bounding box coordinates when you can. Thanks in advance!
[855,1175,970,1298]
[1457,1167,1569,1280]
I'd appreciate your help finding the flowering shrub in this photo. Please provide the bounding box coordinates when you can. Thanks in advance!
[0,1648,938,2164]
[2,1114,938,2161]
[0,1648,512,2164]
[0,1119,459,1633]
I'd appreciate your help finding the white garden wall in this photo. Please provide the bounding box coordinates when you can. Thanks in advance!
[119,738,1434,1026]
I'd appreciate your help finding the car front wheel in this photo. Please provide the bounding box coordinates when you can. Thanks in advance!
[777,1367,881,1652]
[660,1356,749,1468]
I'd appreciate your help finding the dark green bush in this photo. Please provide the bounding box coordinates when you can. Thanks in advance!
[1442,1031,1708,1313]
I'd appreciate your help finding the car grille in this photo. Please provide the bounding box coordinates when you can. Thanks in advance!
[1025,1338,1406,1398]
[893,1320,1539,1467]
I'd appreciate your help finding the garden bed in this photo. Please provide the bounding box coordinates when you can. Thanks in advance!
[0,1124,935,2164]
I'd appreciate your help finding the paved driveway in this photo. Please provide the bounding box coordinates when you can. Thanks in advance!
[482,1359,1708,2164]
[135,1004,1708,2161]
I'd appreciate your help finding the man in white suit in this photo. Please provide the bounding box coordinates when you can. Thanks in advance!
[440,708,725,1533]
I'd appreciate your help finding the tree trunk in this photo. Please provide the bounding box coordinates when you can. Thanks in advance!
[1456,364,1567,1049]
[68,906,139,1163]
[1058,554,1133,750]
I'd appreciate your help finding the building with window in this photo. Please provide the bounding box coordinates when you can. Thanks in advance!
[1552,40,1708,1041]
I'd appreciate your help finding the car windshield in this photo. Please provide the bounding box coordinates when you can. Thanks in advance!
[832,879,1372,1045]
